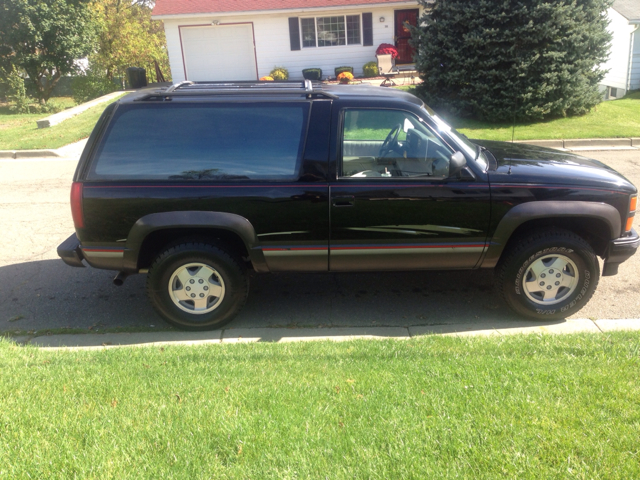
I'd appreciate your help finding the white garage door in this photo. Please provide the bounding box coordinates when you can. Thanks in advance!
[181,24,258,81]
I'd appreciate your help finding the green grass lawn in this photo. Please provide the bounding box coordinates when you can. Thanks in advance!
[396,87,640,141]
[1,332,638,479]
[0,95,124,150]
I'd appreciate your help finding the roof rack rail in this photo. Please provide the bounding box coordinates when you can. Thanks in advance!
[135,80,338,101]
[165,80,194,92]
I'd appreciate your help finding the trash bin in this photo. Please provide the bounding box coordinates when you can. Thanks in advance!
[126,67,147,89]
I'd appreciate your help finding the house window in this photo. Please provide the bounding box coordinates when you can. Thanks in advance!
[301,15,361,48]
[346,15,361,44]
[300,18,316,48]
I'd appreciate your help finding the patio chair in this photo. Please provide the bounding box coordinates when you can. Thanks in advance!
[376,54,399,87]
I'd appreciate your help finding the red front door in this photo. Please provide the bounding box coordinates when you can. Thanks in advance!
[394,9,419,64]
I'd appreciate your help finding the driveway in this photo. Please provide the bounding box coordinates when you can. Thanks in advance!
[1,149,638,333]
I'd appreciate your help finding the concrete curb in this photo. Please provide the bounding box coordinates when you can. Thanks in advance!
[517,138,640,151]
[14,318,640,350]
[0,149,60,159]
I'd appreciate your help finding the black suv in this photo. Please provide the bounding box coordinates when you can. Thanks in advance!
[58,81,638,330]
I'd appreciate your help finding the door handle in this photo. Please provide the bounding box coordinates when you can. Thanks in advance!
[332,195,355,207]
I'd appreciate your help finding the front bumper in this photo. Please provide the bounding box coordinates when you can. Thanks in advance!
[603,228,639,276]
[57,233,85,268]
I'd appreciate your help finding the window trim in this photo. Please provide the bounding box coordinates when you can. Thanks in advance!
[299,14,362,48]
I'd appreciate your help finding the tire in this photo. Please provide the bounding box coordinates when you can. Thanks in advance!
[496,229,599,321]
[146,242,248,330]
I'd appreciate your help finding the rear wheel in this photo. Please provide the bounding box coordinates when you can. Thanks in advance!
[146,243,248,330]
[496,229,599,320]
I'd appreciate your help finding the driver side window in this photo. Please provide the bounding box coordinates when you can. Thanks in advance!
[341,109,453,178]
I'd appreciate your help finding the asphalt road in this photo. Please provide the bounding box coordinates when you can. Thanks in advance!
[1,149,638,333]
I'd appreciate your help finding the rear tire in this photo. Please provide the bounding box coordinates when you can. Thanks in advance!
[496,229,599,321]
[146,243,248,330]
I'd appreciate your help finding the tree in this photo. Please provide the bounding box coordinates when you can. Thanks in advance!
[89,0,171,84]
[412,0,612,122]
[0,0,96,103]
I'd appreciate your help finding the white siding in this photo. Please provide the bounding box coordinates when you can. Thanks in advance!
[630,29,640,91]
[161,5,421,83]
[600,8,636,91]
[164,17,186,81]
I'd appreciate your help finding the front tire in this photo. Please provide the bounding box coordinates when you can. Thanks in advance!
[146,243,248,330]
[496,229,599,320]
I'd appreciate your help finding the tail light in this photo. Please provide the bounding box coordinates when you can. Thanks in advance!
[625,194,637,233]
[70,182,84,229]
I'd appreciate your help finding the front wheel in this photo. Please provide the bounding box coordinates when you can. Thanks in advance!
[146,243,248,330]
[496,229,599,320]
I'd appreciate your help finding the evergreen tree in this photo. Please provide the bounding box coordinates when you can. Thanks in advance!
[412,0,612,122]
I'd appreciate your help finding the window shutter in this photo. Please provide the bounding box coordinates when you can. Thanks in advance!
[289,17,301,51]
[362,13,373,46]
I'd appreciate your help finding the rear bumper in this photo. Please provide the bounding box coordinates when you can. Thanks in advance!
[603,228,639,276]
[57,233,85,268]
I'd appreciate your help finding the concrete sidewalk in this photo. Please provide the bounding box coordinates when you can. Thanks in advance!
[11,318,640,350]
[36,91,126,129]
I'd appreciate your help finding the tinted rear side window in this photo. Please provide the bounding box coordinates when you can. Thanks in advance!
[88,103,309,180]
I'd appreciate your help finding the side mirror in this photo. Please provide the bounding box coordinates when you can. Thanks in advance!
[449,151,467,177]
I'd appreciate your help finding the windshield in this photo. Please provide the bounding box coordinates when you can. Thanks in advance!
[420,105,487,169]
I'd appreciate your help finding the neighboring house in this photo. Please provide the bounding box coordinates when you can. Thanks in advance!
[151,0,428,82]
[600,0,640,99]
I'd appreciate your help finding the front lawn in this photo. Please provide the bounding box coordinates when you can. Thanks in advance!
[397,87,640,141]
[1,332,638,478]
[0,95,124,150]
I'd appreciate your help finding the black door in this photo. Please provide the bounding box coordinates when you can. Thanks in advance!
[330,107,491,271]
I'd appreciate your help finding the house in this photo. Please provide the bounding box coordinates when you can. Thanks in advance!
[151,0,429,82]
[600,0,640,99]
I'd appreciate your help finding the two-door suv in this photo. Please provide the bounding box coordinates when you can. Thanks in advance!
[58,81,638,330]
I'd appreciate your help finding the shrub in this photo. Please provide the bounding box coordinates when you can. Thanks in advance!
[270,67,289,81]
[6,68,31,114]
[376,44,398,59]
[337,72,354,84]
[363,62,378,78]
[260,76,274,81]
[302,68,322,81]
[72,73,118,104]
[412,0,611,122]
[334,66,353,78]
[34,99,65,114]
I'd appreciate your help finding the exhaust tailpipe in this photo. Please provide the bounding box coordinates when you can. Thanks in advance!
[113,271,129,286]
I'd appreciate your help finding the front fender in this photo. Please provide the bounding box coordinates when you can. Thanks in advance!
[481,201,621,268]
[123,211,267,272]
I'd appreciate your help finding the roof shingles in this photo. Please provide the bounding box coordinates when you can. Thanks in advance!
[153,0,411,16]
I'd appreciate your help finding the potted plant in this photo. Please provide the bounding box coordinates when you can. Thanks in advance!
[376,43,398,59]
[363,61,378,77]
[337,72,354,84]
[269,67,289,81]
[334,66,353,78]
[302,68,322,81]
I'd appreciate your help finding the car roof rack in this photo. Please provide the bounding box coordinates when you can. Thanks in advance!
[135,80,338,101]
